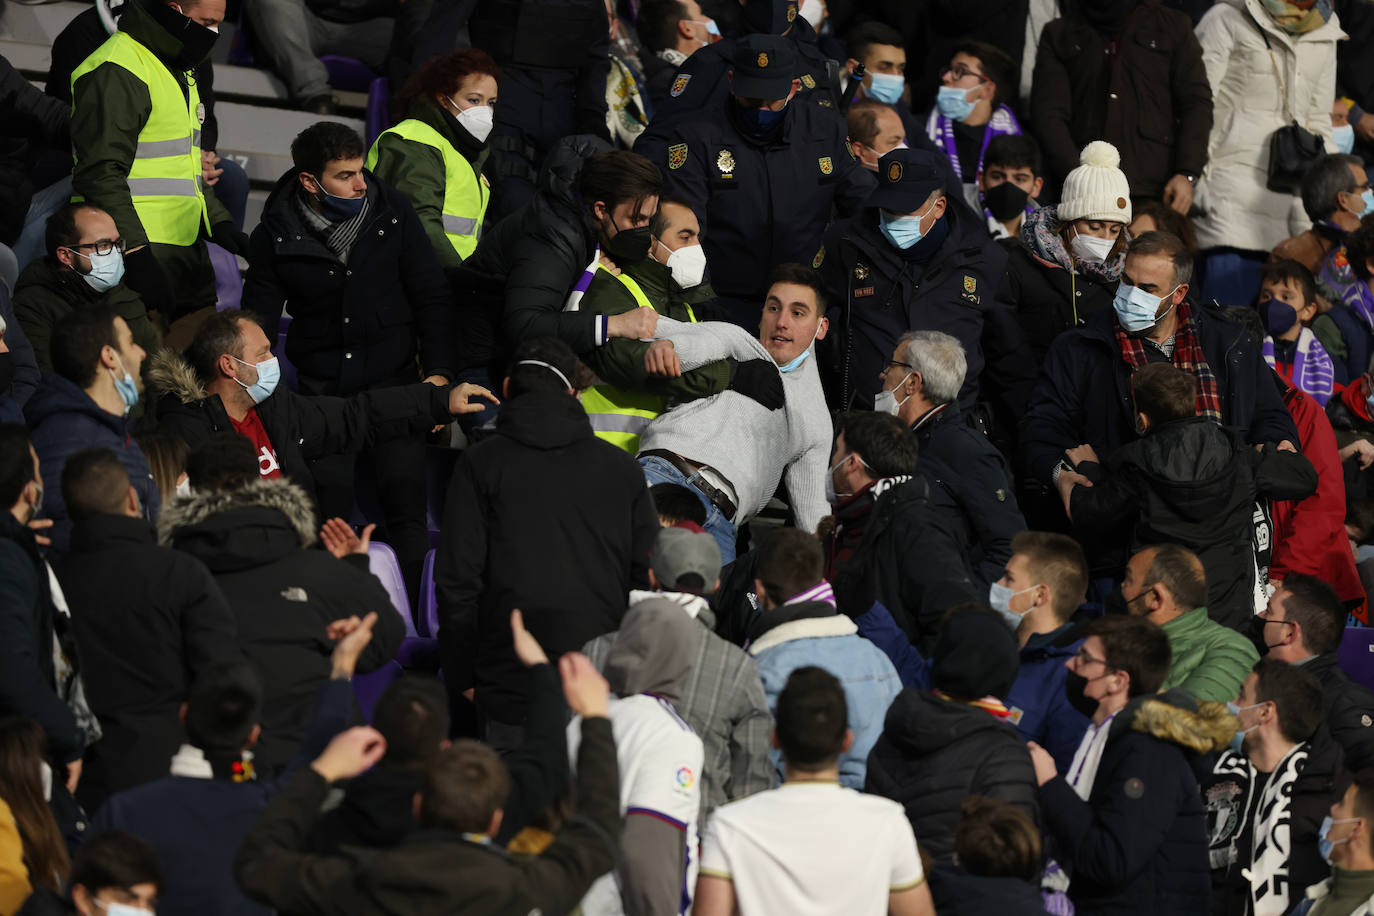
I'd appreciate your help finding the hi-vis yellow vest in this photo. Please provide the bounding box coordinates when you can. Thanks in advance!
[71,32,210,246]
[582,267,697,454]
[366,119,489,259]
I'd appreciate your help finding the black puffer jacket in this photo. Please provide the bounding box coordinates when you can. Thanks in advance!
[451,134,612,373]
[1004,243,1117,370]
[159,479,404,775]
[1071,416,1317,629]
[435,389,657,725]
[1040,690,1230,916]
[243,168,454,392]
[1304,652,1374,771]
[147,349,455,505]
[0,55,69,244]
[865,688,1040,862]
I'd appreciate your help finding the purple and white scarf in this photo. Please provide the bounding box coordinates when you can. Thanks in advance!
[1263,326,1335,405]
[924,103,1022,182]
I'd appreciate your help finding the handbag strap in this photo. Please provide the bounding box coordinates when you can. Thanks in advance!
[1258,25,1296,124]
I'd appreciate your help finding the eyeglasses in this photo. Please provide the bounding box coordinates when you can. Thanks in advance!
[71,238,126,256]
[941,64,988,83]
[883,360,913,373]
[1073,647,1115,670]
[1257,616,1295,627]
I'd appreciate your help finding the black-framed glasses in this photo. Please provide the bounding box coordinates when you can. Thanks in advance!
[72,238,126,256]
[1257,616,1295,627]
[941,64,988,83]
[1073,647,1114,670]
[883,360,913,373]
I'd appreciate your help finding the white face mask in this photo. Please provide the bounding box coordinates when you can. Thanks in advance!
[174,475,191,498]
[658,240,707,288]
[452,102,494,143]
[800,0,825,27]
[1069,229,1117,263]
[874,371,913,415]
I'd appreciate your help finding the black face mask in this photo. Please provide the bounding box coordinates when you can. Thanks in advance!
[602,221,653,264]
[983,181,1031,221]
[1064,671,1101,718]
[1103,587,1130,616]
[150,2,219,69]
[1246,616,1280,657]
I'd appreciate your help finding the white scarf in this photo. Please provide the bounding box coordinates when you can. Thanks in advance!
[1209,744,1309,916]
[1066,712,1117,801]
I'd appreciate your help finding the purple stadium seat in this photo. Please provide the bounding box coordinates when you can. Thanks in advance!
[321,55,377,92]
[366,77,390,147]
[420,548,438,638]
[276,328,298,393]
[368,541,418,639]
[352,660,404,722]
[425,447,458,547]
[1339,627,1374,692]
[208,243,241,311]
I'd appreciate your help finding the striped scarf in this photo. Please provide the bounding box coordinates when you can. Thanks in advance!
[1262,327,1334,405]
[295,189,371,263]
[1115,300,1224,421]
[931,690,1014,719]
[1209,744,1309,916]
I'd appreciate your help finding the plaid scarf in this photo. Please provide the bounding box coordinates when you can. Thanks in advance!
[1115,300,1223,421]
[295,188,371,263]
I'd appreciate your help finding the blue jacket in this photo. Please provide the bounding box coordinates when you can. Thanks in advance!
[23,371,158,552]
[748,601,901,789]
[856,603,1089,770]
[87,678,353,916]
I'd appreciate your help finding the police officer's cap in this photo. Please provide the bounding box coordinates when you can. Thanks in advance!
[743,0,801,35]
[731,35,797,101]
[866,148,947,213]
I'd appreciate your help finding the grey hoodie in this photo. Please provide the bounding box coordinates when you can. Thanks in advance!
[604,596,698,705]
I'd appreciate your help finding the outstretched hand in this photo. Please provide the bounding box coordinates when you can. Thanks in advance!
[321,519,373,558]
[312,726,387,782]
[329,611,377,678]
[560,652,609,719]
[449,382,500,416]
[511,609,549,668]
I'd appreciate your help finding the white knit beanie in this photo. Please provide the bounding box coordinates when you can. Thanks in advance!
[1057,141,1132,224]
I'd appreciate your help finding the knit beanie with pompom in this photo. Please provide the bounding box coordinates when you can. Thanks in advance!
[1057,140,1132,224]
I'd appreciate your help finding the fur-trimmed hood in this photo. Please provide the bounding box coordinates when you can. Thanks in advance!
[1121,688,1237,756]
[146,348,207,405]
[159,478,318,574]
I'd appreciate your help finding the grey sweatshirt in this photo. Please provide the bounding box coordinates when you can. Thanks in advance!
[639,318,832,534]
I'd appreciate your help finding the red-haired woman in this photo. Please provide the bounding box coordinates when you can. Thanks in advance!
[366,49,501,269]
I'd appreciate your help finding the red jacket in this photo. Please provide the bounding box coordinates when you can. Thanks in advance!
[1271,386,1367,622]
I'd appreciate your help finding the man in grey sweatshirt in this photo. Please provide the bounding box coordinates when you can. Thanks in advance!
[637,263,834,563]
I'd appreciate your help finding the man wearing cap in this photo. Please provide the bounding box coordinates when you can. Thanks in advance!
[636,33,874,328]
[817,146,1035,427]
[582,524,776,827]
[637,0,842,144]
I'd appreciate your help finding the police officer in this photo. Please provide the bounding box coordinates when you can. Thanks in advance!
[468,0,612,220]
[637,35,874,328]
[637,0,842,147]
[70,0,248,333]
[816,147,1035,425]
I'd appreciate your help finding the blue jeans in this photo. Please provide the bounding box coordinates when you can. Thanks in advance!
[639,455,737,563]
[212,157,250,230]
[12,176,73,271]
[1200,248,1266,309]
[452,366,499,434]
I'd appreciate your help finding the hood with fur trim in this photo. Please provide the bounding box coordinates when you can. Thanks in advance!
[1119,688,1237,756]
[147,348,208,405]
[159,478,318,574]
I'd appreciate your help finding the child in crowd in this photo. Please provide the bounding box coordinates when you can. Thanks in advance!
[978,135,1044,245]
[1258,259,1341,400]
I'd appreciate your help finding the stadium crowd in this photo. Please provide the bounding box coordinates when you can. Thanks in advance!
[1,0,1374,911]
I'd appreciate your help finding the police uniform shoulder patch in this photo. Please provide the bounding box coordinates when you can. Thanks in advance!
[801,73,816,89]
[668,143,689,170]
[845,137,856,159]
[963,275,977,294]
[812,246,825,268]
[819,156,833,175]
[670,74,691,97]
[786,2,798,21]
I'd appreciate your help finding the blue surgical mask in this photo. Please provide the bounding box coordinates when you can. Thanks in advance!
[936,84,977,122]
[1345,187,1374,220]
[1319,815,1360,864]
[778,348,810,373]
[68,247,126,292]
[312,175,365,221]
[1334,123,1356,155]
[866,71,905,105]
[879,201,936,250]
[231,354,281,404]
[739,102,787,135]
[1260,297,1298,336]
[1225,700,1262,754]
[110,354,138,415]
[988,582,1039,631]
[1113,282,1180,334]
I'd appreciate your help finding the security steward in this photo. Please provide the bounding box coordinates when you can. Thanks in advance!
[816,147,1036,429]
[637,0,843,147]
[636,34,874,329]
[575,198,783,452]
[70,0,249,340]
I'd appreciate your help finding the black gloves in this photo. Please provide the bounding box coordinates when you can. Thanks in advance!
[727,358,785,410]
[121,246,176,316]
[210,222,250,258]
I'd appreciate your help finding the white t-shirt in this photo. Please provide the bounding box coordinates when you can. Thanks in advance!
[698,781,924,915]
[568,693,704,916]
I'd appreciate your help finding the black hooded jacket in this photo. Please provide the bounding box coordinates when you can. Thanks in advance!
[435,389,657,724]
[159,479,404,775]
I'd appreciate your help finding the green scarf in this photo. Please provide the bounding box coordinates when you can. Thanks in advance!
[1259,0,1331,34]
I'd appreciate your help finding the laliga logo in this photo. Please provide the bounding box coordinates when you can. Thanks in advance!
[675,766,695,789]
